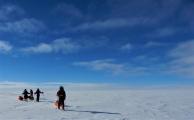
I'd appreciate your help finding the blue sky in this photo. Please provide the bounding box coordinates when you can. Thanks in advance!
[0,0,194,86]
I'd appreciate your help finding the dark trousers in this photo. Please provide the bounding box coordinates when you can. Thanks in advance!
[36,95,40,102]
[58,99,65,110]
[24,95,28,100]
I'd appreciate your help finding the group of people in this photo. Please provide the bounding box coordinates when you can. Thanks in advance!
[21,86,66,110]
[22,88,43,102]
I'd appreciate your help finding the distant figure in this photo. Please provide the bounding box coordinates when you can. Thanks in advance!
[57,86,66,110]
[34,88,43,102]
[29,89,34,100]
[23,89,29,100]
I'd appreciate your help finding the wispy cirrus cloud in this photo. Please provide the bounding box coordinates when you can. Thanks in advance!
[73,40,194,78]
[73,59,127,75]
[0,40,12,53]
[22,43,52,53]
[167,40,194,77]
[169,40,194,58]
[73,18,150,31]
[147,27,178,38]
[0,18,46,34]
[0,4,25,21]
[73,59,152,75]
[69,0,182,31]
[144,41,166,48]
[21,38,80,54]
[20,35,109,54]
[120,43,133,51]
[0,4,46,35]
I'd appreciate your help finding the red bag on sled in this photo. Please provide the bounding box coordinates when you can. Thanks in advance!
[17,96,24,101]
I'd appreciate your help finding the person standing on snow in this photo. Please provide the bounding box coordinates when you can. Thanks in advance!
[34,88,43,102]
[57,86,66,110]
[29,89,34,100]
[23,89,29,101]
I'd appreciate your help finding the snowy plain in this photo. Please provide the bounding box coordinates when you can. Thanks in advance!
[0,83,194,120]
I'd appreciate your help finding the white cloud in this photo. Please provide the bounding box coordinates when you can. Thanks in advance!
[0,5,45,35]
[0,18,46,34]
[22,43,52,53]
[21,36,109,54]
[77,36,109,48]
[167,40,194,77]
[52,38,80,53]
[120,43,133,51]
[73,18,150,31]
[156,28,177,37]
[133,55,159,64]
[74,40,194,78]
[0,4,25,21]
[148,27,178,38]
[22,38,80,54]
[73,59,126,75]
[0,40,12,53]
[73,59,150,75]
[169,40,194,58]
[145,41,166,47]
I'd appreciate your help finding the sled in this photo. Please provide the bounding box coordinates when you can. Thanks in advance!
[53,100,59,108]
[52,100,64,109]
[17,96,34,101]
[17,96,24,101]
[29,96,34,100]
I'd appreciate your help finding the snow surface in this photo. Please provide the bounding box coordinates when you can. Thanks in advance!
[0,83,194,120]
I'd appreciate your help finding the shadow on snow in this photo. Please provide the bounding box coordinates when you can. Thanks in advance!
[40,99,121,115]
[66,109,121,115]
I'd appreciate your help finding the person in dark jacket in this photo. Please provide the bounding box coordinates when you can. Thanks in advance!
[57,86,66,110]
[29,89,34,100]
[23,89,29,100]
[34,88,43,102]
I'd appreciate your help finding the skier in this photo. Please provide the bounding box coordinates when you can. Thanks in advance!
[34,88,43,102]
[22,89,29,101]
[57,86,66,110]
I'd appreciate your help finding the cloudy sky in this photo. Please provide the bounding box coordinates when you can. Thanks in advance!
[0,0,194,85]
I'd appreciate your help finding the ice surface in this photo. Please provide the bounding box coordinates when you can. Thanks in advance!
[0,83,194,120]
